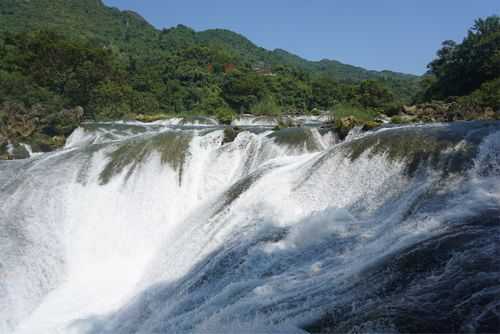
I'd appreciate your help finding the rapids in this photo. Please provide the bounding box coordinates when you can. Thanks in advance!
[1,120,499,333]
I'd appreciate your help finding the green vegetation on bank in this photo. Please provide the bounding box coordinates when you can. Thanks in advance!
[0,0,498,159]
[329,104,379,122]
[0,29,405,119]
[418,16,500,109]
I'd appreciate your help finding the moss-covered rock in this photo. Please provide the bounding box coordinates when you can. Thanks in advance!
[134,113,170,123]
[342,121,494,176]
[318,115,383,140]
[10,143,30,160]
[400,101,499,123]
[391,115,417,124]
[268,127,321,151]
[0,102,83,159]
[222,126,242,145]
[362,120,383,131]
[0,137,10,160]
[99,131,193,185]
[334,116,360,140]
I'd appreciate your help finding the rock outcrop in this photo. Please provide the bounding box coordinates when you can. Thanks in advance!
[397,102,500,123]
[0,102,83,160]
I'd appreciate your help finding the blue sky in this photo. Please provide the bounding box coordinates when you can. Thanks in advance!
[103,0,499,75]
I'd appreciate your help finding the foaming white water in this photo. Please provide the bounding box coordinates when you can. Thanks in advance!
[2,122,500,333]
[291,115,330,126]
[2,124,327,333]
[232,115,279,126]
[231,115,330,127]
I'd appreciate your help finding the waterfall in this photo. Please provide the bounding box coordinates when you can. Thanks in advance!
[1,121,499,334]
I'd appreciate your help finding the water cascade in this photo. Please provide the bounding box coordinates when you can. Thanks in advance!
[1,120,499,333]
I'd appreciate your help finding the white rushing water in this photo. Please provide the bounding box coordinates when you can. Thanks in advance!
[1,121,499,334]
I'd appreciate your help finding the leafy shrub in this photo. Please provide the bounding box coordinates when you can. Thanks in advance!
[249,96,282,116]
[329,103,377,122]
[215,106,236,125]
[459,78,500,110]
[383,102,404,117]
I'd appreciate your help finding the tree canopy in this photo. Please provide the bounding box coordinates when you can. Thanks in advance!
[423,16,500,103]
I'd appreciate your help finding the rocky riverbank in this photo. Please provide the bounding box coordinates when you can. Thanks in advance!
[0,102,83,159]
[2,101,499,161]
[393,102,500,123]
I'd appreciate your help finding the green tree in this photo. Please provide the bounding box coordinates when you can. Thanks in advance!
[222,71,266,113]
[357,80,394,109]
[249,96,282,116]
[426,16,500,99]
[90,81,135,119]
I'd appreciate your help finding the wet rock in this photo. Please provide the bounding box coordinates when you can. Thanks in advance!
[374,114,391,124]
[400,101,499,123]
[134,113,169,123]
[402,105,417,114]
[99,131,193,185]
[179,116,218,126]
[279,116,298,128]
[0,102,84,159]
[268,127,321,151]
[391,114,417,124]
[333,116,362,140]
[0,136,9,160]
[42,106,84,136]
[26,134,66,153]
[362,120,383,131]
[222,126,242,145]
[271,116,298,130]
[9,143,30,160]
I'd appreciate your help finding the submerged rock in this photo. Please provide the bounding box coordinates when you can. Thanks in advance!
[268,127,323,152]
[342,121,497,176]
[99,131,193,185]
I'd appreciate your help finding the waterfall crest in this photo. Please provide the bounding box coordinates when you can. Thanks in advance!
[1,121,499,334]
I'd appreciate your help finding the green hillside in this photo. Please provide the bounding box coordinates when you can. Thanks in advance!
[0,0,158,51]
[0,0,424,137]
[0,0,419,90]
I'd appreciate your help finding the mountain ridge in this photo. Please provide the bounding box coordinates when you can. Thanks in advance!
[0,0,419,84]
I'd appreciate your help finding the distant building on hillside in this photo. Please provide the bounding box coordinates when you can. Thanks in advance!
[224,63,236,73]
[252,61,275,76]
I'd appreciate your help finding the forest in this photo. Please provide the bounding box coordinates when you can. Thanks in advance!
[0,29,403,122]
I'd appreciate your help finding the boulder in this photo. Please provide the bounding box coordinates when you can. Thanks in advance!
[362,120,383,131]
[374,114,391,124]
[222,126,242,145]
[334,116,364,140]
[0,102,84,159]
[0,136,8,160]
[400,101,499,123]
[9,143,30,160]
